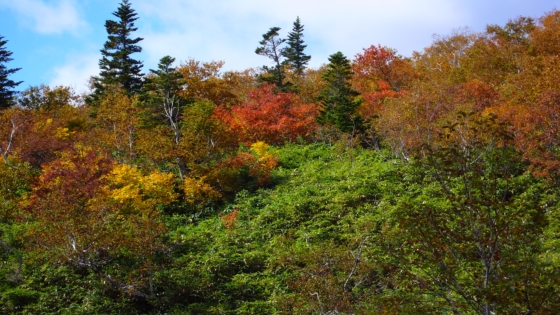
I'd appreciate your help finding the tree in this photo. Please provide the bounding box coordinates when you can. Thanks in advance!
[283,17,311,76]
[316,52,362,133]
[17,85,81,113]
[390,112,560,314]
[177,59,241,106]
[26,147,176,297]
[141,55,189,180]
[0,36,22,109]
[88,0,143,105]
[255,27,286,89]
[214,84,318,145]
[94,86,140,163]
[352,45,415,122]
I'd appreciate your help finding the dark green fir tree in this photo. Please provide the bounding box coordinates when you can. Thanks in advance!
[316,52,363,133]
[255,27,286,90]
[0,36,22,109]
[87,0,143,106]
[283,17,311,76]
[141,55,186,129]
[141,55,188,180]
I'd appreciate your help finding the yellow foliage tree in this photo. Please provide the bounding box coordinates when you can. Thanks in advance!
[103,163,178,214]
[26,147,177,297]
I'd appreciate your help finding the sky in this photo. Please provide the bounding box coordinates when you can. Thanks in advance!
[0,0,558,93]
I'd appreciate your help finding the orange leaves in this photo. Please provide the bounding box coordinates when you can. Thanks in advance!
[352,45,414,93]
[492,91,560,177]
[220,208,238,229]
[456,79,499,111]
[94,86,140,162]
[177,59,241,106]
[26,146,115,264]
[531,10,560,56]
[26,146,175,269]
[214,84,318,145]
[352,45,415,123]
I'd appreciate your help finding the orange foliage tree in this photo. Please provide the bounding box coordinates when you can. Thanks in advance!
[214,84,318,145]
[93,86,140,163]
[26,146,176,296]
[485,11,560,178]
[177,59,245,106]
[0,105,83,167]
[352,45,415,119]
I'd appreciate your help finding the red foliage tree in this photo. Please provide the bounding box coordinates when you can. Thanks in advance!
[352,45,416,119]
[214,84,318,145]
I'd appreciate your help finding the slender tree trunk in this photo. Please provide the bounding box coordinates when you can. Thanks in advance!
[176,156,187,181]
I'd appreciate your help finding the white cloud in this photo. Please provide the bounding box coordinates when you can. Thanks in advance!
[134,0,465,71]
[0,0,87,34]
[49,53,99,93]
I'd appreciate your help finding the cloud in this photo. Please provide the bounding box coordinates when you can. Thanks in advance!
[0,0,87,34]
[49,53,99,93]
[134,0,466,71]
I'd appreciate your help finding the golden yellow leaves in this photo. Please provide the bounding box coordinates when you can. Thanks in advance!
[103,163,178,215]
[250,141,274,162]
[182,176,221,205]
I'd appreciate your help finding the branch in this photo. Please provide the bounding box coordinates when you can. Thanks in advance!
[343,236,369,292]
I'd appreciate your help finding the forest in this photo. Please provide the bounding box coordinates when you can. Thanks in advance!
[1,1,560,314]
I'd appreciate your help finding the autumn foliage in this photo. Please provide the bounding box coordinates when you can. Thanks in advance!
[352,45,415,119]
[214,84,318,145]
[6,8,560,314]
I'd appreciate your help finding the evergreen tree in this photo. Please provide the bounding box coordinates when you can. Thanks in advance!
[141,56,189,180]
[141,56,185,130]
[88,0,143,105]
[283,17,311,76]
[0,36,22,109]
[255,27,286,89]
[316,52,363,133]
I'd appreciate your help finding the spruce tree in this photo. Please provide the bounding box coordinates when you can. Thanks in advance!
[0,36,22,109]
[316,52,363,133]
[88,0,143,105]
[255,27,286,89]
[283,17,311,76]
[141,56,188,180]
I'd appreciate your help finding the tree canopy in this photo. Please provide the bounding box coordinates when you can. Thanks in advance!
[4,8,560,315]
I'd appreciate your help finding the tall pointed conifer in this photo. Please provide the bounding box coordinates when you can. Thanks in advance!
[283,17,311,76]
[317,52,363,133]
[88,0,144,105]
[0,36,22,109]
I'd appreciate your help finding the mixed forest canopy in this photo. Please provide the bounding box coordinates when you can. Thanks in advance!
[2,1,560,314]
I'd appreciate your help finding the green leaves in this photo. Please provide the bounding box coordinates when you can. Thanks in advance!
[317,52,363,133]
[88,0,144,106]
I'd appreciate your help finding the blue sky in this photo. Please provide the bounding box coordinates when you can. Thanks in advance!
[0,0,558,93]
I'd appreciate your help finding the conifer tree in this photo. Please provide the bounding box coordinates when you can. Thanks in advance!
[316,52,363,133]
[88,0,143,105]
[255,27,286,89]
[0,36,22,109]
[141,56,189,180]
[283,17,311,76]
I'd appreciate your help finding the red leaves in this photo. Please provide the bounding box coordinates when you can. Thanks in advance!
[352,45,414,120]
[26,147,115,265]
[456,80,499,111]
[493,90,560,177]
[214,84,318,145]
